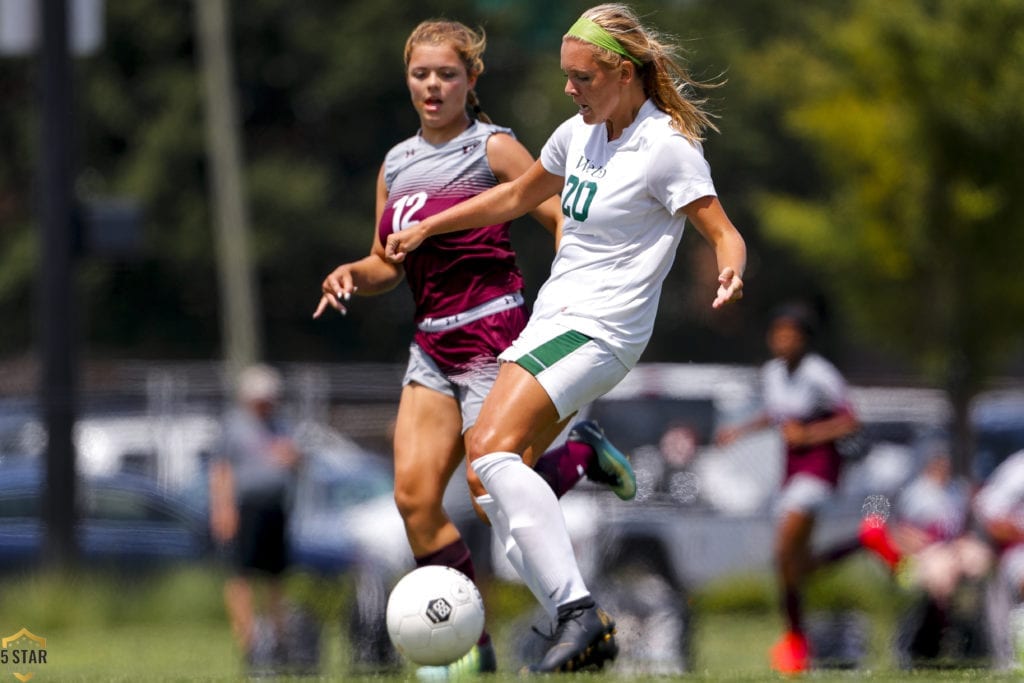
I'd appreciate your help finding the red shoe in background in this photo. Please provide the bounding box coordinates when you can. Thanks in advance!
[859,514,901,571]
[770,630,809,673]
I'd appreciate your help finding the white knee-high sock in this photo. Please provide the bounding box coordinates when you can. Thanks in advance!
[472,451,590,611]
[476,493,556,618]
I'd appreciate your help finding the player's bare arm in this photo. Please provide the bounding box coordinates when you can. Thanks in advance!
[683,195,746,309]
[487,133,564,246]
[385,160,563,263]
[784,409,860,448]
[986,518,1024,547]
[716,413,773,446]
[313,165,405,318]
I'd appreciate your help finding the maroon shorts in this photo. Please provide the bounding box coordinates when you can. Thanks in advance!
[784,442,841,487]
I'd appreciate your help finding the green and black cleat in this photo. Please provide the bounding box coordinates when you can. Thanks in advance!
[570,420,637,501]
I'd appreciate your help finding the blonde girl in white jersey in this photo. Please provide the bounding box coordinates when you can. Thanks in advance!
[386,4,746,673]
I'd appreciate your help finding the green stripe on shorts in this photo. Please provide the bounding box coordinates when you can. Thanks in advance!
[515,329,592,376]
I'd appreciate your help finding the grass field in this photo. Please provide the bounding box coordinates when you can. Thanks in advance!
[0,562,1016,681]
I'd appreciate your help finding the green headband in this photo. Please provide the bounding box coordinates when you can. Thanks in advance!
[565,16,642,66]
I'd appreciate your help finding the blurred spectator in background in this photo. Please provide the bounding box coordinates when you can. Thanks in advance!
[210,364,302,670]
[974,449,1024,666]
[717,302,859,673]
[975,449,1024,594]
[660,421,701,471]
[626,420,702,504]
[860,442,992,663]
[890,443,991,602]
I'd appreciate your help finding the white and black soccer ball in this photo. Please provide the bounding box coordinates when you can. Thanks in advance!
[385,565,485,666]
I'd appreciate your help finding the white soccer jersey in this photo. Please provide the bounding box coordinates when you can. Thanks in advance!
[536,99,717,367]
[761,353,851,423]
[975,450,1024,528]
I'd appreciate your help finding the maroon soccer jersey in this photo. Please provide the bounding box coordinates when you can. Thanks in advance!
[415,306,529,378]
[380,122,528,374]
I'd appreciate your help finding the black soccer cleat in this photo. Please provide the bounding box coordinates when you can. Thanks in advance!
[527,599,618,673]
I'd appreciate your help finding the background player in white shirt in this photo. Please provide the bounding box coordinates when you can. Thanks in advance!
[717,303,859,673]
[385,3,746,673]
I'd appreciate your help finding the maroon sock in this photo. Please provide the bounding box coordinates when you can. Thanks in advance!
[415,537,474,579]
[812,538,862,568]
[415,538,490,647]
[783,587,803,635]
[533,441,593,498]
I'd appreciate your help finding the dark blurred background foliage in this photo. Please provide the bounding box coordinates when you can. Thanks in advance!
[1,0,1021,390]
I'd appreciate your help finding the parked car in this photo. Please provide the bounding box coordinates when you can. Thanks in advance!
[3,407,410,576]
[0,460,209,570]
[972,390,1024,482]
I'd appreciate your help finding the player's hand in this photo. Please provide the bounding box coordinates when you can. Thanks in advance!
[270,437,301,470]
[385,225,427,263]
[712,267,743,309]
[313,266,358,318]
[781,419,807,447]
[715,425,741,447]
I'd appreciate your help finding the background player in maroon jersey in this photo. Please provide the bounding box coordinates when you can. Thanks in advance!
[717,303,859,673]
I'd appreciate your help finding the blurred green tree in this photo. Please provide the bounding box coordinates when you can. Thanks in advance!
[0,54,36,355]
[742,0,1024,470]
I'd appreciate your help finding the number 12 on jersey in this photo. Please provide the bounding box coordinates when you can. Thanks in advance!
[392,191,427,232]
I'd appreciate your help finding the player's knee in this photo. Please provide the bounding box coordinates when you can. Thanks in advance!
[466,420,521,460]
[465,423,493,459]
[392,479,438,523]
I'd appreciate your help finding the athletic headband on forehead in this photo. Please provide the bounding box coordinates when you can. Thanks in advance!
[565,16,642,66]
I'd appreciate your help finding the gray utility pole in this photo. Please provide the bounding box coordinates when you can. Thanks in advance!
[38,0,78,568]
[194,0,261,377]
